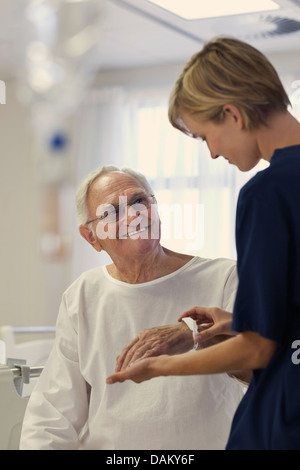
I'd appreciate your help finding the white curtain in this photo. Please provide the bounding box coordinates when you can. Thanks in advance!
[71,81,299,278]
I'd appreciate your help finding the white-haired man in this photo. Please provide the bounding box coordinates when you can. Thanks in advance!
[20,166,247,450]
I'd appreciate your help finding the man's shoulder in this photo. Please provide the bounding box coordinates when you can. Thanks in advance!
[64,266,105,296]
[190,256,236,278]
[193,256,236,270]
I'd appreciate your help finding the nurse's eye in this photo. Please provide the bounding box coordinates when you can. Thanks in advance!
[192,134,205,142]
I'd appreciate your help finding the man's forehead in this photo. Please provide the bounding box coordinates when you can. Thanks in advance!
[89,171,145,204]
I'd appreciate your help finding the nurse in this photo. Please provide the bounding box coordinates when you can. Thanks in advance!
[107,37,300,450]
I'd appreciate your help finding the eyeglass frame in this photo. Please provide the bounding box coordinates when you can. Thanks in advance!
[85,193,156,225]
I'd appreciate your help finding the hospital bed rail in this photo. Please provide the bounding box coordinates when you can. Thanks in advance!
[12,326,56,334]
[11,364,44,380]
[0,362,44,450]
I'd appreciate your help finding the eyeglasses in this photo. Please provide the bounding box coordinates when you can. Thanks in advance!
[86,193,156,225]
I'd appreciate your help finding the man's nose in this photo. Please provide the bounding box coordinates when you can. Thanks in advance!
[119,205,142,225]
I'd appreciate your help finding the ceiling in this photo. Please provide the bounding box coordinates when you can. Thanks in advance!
[1,0,300,89]
[100,0,300,69]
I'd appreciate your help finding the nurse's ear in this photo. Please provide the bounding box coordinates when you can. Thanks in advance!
[79,224,102,252]
[223,104,244,129]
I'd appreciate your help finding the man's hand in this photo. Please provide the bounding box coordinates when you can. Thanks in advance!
[115,322,193,372]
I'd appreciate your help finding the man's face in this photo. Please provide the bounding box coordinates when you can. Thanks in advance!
[83,171,161,258]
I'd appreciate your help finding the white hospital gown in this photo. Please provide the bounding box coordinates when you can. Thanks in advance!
[20,256,245,450]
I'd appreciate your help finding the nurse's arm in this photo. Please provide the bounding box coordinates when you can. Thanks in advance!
[106,331,277,384]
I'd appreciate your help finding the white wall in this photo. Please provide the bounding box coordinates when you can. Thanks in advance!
[0,81,45,327]
[0,82,74,328]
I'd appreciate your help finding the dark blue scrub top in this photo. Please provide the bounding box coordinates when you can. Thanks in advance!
[227,145,300,450]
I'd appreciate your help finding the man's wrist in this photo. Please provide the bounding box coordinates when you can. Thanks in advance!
[181,318,199,350]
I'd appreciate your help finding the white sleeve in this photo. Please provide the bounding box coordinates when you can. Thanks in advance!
[222,264,238,312]
[19,296,89,450]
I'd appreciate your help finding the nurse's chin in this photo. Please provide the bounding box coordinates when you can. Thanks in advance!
[234,161,259,172]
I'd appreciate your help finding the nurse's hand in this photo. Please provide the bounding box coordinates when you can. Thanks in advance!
[179,307,237,344]
[107,355,169,384]
[115,322,193,372]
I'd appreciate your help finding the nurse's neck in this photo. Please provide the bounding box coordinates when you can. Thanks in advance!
[257,110,300,161]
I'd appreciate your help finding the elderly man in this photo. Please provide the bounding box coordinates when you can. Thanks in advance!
[20,165,245,450]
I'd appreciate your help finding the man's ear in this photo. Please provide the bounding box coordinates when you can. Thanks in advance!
[223,104,244,129]
[79,224,102,252]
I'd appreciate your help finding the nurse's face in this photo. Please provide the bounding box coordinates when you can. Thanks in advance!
[179,106,261,172]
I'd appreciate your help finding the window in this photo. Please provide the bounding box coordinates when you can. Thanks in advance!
[130,103,268,259]
[72,87,270,277]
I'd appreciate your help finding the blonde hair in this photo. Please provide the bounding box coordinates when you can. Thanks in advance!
[169,36,290,132]
[76,165,154,225]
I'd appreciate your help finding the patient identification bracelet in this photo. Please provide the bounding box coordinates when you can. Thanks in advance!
[181,317,199,351]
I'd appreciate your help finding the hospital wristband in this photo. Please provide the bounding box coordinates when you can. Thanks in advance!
[181,317,199,351]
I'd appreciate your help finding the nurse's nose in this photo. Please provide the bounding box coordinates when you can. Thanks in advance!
[210,152,220,160]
